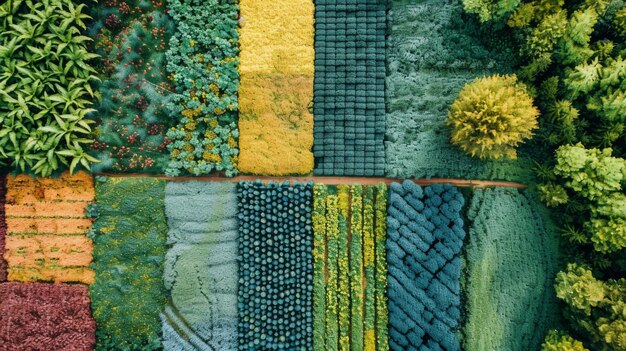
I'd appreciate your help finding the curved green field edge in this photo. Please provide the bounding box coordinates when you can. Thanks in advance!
[162,181,238,350]
[385,0,533,182]
[89,177,168,351]
[463,187,562,351]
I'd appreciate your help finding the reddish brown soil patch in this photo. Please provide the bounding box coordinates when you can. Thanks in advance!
[0,282,96,350]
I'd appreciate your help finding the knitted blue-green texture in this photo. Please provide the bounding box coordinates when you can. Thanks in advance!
[162,181,238,351]
[385,0,533,182]
[386,180,465,351]
[313,0,387,176]
[237,181,314,350]
[463,188,561,351]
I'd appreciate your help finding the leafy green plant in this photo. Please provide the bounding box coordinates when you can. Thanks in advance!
[0,0,99,176]
[553,143,625,201]
[542,330,589,351]
[554,264,626,350]
[463,0,521,22]
[447,74,539,159]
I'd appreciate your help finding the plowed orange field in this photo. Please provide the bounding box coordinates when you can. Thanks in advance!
[3,172,95,284]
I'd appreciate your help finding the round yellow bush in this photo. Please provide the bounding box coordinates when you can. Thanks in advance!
[446,74,539,159]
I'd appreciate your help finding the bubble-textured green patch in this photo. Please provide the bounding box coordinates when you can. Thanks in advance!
[162,181,238,350]
[463,188,561,351]
[386,0,533,182]
[89,177,168,350]
[237,180,313,350]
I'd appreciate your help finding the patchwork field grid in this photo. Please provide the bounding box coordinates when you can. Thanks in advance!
[1,0,623,350]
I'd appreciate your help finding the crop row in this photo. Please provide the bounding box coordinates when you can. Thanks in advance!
[312,184,389,351]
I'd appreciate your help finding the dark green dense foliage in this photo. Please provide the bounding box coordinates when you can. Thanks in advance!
[88,0,175,173]
[313,0,386,176]
[463,187,561,351]
[385,0,534,181]
[0,0,99,176]
[89,177,168,350]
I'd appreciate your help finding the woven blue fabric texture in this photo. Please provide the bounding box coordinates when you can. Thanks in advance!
[386,180,465,351]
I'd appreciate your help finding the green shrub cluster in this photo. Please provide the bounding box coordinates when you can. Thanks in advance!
[554,264,626,350]
[89,177,168,350]
[447,74,539,160]
[464,1,626,348]
[542,330,590,351]
[164,0,239,177]
[0,0,99,176]
[88,0,176,173]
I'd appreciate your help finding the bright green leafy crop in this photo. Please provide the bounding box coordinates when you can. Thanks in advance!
[0,0,99,176]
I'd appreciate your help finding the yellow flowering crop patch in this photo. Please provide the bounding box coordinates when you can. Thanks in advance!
[238,0,315,175]
[4,172,95,284]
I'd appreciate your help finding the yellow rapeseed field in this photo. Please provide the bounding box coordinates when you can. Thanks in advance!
[238,0,314,175]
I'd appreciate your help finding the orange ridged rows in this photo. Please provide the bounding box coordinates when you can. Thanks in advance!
[4,171,95,284]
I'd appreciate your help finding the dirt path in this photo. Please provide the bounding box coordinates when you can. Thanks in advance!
[95,173,528,189]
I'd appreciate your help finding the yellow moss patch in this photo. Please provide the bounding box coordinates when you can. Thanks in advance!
[238,74,314,175]
[239,0,314,75]
[238,0,314,175]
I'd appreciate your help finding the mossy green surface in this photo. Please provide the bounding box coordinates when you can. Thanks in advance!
[89,177,168,350]
[386,0,534,182]
[463,187,562,351]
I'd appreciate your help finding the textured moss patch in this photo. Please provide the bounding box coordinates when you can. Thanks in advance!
[237,0,315,175]
[90,177,168,350]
